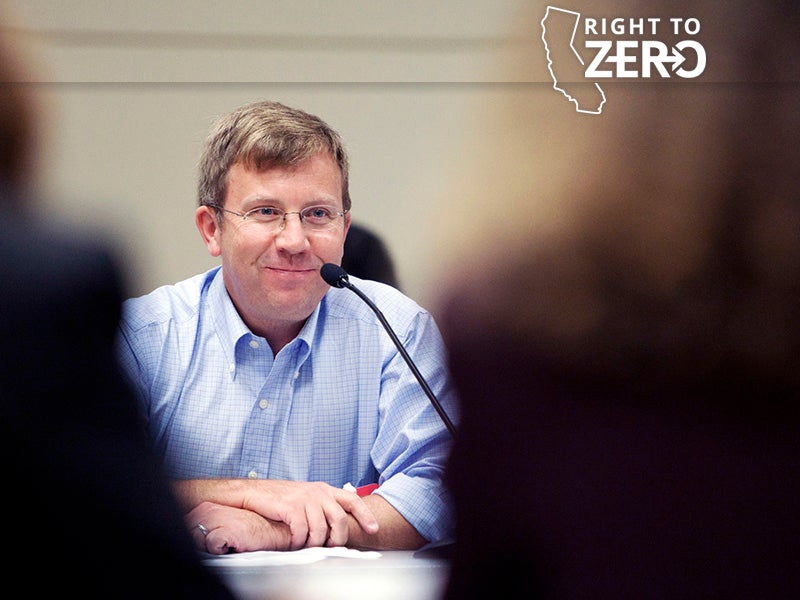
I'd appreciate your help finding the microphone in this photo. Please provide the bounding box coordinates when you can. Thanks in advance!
[320,263,456,436]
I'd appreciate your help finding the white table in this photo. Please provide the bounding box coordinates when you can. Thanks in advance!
[204,548,451,600]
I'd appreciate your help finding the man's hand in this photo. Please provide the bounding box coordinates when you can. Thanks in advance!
[175,479,379,550]
[239,480,380,548]
[185,501,292,554]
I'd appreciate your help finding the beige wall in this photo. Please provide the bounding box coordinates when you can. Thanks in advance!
[3,0,540,308]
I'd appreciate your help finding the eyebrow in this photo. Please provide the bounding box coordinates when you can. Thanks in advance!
[240,194,280,207]
[241,195,341,209]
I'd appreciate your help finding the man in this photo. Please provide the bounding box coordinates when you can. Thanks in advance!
[116,100,456,553]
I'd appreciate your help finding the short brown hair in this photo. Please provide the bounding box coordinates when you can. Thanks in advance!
[197,100,351,214]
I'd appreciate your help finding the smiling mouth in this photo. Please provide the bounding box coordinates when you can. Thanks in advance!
[267,266,316,275]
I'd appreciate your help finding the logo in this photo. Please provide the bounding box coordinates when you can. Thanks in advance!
[541,6,707,115]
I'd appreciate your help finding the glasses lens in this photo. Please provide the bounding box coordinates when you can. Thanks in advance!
[247,207,283,224]
[242,206,342,231]
[301,207,339,230]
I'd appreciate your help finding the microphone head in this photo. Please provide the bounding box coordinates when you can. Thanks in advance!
[320,263,349,288]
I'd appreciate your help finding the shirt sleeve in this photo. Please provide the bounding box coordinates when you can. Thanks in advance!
[369,307,459,543]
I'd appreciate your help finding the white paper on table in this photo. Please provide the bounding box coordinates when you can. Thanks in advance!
[200,546,383,567]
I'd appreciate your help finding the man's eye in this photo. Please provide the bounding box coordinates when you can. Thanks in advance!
[306,207,332,219]
[253,207,279,217]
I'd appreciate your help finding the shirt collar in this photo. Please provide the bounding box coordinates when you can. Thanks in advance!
[210,267,318,367]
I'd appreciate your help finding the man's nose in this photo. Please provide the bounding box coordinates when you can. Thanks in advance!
[275,212,309,250]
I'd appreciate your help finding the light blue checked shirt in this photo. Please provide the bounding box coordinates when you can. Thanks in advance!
[115,266,457,543]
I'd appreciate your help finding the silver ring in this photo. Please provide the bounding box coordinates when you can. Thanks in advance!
[197,523,210,536]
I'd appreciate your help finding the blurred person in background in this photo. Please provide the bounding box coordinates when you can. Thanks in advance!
[0,14,233,597]
[434,1,800,597]
[342,222,400,289]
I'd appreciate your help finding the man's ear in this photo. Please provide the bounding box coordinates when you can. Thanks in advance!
[343,210,352,237]
[196,205,222,257]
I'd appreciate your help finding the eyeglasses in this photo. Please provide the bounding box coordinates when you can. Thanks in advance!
[211,204,348,232]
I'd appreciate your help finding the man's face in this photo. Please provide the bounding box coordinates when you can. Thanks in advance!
[196,153,350,337]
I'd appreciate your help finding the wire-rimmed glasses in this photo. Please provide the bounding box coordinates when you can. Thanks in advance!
[211,204,348,233]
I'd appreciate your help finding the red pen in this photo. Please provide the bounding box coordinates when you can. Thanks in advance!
[343,482,379,497]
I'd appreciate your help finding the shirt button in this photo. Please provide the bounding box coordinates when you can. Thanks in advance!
[229,363,235,373]
[247,470,258,479]
[259,398,268,409]
[249,340,259,349]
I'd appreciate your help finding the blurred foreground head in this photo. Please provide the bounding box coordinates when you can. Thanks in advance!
[437,1,800,598]
[0,18,39,192]
[0,10,234,597]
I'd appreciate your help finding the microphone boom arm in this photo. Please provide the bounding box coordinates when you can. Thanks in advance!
[328,269,456,437]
